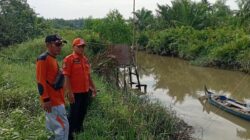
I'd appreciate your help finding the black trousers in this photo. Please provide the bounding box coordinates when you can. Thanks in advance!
[68,90,92,140]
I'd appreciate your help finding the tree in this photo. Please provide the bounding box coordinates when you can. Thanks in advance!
[83,17,104,32]
[133,8,154,31]
[157,0,233,29]
[98,10,132,44]
[156,4,173,28]
[236,0,250,27]
[210,0,233,27]
[0,0,48,47]
[47,18,84,29]
[156,0,205,28]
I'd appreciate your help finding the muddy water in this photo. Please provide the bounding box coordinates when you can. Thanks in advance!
[136,52,250,140]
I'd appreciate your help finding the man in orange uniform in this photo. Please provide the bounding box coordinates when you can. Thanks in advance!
[63,38,97,140]
[36,34,69,140]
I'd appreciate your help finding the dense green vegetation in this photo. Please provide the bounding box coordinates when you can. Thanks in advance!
[142,27,250,72]
[1,0,250,139]
[83,10,132,44]
[133,0,250,72]
[47,18,84,29]
[0,0,49,47]
[0,32,193,139]
[2,0,249,73]
[46,0,250,73]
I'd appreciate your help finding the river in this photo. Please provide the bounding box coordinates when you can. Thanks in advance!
[136,52,250,140]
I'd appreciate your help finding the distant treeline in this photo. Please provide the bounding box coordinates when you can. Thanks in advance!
[1,0,250,72]
[0,0,130,47]
[47,18,84,29]
[0,0,84,47]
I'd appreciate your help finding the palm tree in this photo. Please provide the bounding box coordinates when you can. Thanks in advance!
[156,4,173,28]
[156,0,212,29]
[210,0,233,27]
[133,8,154,31]
[236,0,250,26]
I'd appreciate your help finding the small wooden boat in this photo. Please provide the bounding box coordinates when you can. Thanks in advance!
[204,86,250,121]
[198,97,250,137]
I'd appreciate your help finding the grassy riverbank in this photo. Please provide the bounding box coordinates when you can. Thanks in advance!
[0,37,193,139]
[77,81,192,139]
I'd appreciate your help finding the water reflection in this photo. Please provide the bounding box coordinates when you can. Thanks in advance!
[136,52,250,140]
[137,52,250,103]
[198,98,250,139]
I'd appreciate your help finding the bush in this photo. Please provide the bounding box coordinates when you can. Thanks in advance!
[140,26,250,72]
[137,33,149,48]
[237,48,250,73]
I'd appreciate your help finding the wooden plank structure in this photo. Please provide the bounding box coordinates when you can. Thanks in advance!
[108,45,147,93]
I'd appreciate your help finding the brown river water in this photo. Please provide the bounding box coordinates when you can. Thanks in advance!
[136,52,250,140]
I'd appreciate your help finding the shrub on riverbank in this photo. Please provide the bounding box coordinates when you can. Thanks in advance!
[139,26,250,72]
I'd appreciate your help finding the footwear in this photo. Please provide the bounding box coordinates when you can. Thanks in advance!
[68,132,74,140]
[48,135,55,140]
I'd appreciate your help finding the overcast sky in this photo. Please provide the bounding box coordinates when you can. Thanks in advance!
[27,0,238,20]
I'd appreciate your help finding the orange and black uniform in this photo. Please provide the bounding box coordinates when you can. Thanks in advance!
[63,53,90,93]
[36,52,65,106]
[63,52,92,138]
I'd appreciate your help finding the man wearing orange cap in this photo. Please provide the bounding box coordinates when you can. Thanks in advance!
[63,37,97,140]
[36,34,69,140]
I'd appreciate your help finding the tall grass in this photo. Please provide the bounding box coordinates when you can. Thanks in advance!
[77,80,193,139]
[0,31,193,140]
[0,48,49,139]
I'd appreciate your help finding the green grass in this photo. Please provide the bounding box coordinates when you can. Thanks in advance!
[0,32,193,140]
[76,76,192,140]
[0,47,49,139]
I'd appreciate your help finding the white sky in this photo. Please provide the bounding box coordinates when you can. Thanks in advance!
[27,0,238,20]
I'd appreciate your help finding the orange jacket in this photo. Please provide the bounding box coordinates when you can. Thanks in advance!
[63,53,90,93]
[36,52,65,106]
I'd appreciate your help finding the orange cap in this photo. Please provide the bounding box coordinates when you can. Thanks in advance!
[72,38,86,47]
